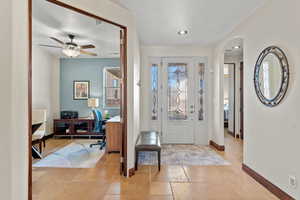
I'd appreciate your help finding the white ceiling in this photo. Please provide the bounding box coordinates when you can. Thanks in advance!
[224,38,243,57]
[113,0,267,45]
[32,0,120,58]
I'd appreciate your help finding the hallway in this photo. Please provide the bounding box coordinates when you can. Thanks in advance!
[33,132,277,200]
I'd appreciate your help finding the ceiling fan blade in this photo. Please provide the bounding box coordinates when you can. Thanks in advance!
[39,44,62,48]
[50,37,65,45]
[80,50,97,56]
[80,44,95,49]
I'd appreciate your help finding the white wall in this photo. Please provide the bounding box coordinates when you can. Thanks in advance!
[227,64,235,133]
[32,45,60,133]
[0,1,12,199]
[133,34,141,143]
[223,74,229,104]
[140,45,215,144]
[214,0,300,198]
[3,0,140,199]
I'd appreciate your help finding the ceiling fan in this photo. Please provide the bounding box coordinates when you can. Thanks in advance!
[39,34,97,57]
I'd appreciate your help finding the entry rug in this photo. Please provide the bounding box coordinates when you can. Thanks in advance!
[138,145,230,166]
[33,140,104,168]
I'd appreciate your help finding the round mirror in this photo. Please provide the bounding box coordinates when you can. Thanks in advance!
[254,46,289,107]
[258,53,282,100]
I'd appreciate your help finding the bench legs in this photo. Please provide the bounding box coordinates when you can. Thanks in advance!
[135,150,139,170]
[158,150,161,171]
[135,150,161,171]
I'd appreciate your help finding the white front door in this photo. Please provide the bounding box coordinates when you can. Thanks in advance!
[149,57,208,144]
[162,58,195,143]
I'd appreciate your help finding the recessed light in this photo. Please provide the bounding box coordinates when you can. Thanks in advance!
[233,46,240,49]
[177,30,188,35]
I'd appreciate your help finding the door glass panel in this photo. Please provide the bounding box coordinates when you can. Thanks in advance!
[198,63,205,120]
[167,63,188,120]
[151,64,159,120]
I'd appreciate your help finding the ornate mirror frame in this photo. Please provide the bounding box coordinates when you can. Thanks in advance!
[254,46,289,107]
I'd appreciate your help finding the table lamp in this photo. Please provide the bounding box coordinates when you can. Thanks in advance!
[87,98,99,118]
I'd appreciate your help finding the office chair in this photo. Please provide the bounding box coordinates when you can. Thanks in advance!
[90,109,106,150]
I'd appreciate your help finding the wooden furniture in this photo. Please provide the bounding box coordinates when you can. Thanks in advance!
[32,122,43,159]
[106,116,121,153]
[135,131,161,171]
[53,118,98,137]
[32,109,47,154]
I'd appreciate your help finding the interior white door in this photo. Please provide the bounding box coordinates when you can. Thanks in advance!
[161,58,195,144]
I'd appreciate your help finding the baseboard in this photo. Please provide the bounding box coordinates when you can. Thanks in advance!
[128,168,135,177]
[209,140,225,151]
[242,164,295,200]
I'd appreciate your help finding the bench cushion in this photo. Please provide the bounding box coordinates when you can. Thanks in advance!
[135,131,161,151]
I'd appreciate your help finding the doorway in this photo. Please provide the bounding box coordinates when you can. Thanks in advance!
[223,38,243,139]
[28,0,128,199]
[150,57,208,144]
[223,63,236,136]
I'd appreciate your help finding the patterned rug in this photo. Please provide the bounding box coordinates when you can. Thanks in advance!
[33,140,105,168]
[138,145,230,166]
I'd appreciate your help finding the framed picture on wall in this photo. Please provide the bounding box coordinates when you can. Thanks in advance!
[73,80,90,100]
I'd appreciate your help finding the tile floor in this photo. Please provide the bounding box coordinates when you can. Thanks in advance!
[32,131,278,200]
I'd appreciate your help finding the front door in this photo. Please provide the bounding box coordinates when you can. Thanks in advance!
[162,58,194,143]
[157,57,207,144]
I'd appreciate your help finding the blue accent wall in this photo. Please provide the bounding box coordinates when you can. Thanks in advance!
[60,58,120,117]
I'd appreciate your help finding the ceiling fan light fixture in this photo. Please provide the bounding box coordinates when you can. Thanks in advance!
[62,44,81,57]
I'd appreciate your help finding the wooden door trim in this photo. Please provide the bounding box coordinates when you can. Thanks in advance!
[28,0,128,199]
[224,63,236,137]
[28,1,33,200]
[46,0,126,29]
[240,62,244,139]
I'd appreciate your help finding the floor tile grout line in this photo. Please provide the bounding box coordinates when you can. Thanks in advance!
[181,165,191,182]
[169,181,176,200]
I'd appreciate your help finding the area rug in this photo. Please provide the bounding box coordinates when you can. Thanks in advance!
[33,140,105,168]
[138,145,230,166]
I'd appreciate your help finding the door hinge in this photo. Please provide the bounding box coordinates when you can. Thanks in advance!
[120,157,124,163]
[120,38,124,45]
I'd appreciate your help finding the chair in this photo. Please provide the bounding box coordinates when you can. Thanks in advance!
[90,110,106,149]
[32,109,47,153]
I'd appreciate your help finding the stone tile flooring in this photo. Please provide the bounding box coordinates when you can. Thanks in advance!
[32,131,278,200]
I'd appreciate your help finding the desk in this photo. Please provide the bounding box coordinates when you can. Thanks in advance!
[53,118,98,137]
[106,116,121,153]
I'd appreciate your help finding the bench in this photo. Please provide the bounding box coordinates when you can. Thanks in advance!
[135,131,161,171]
